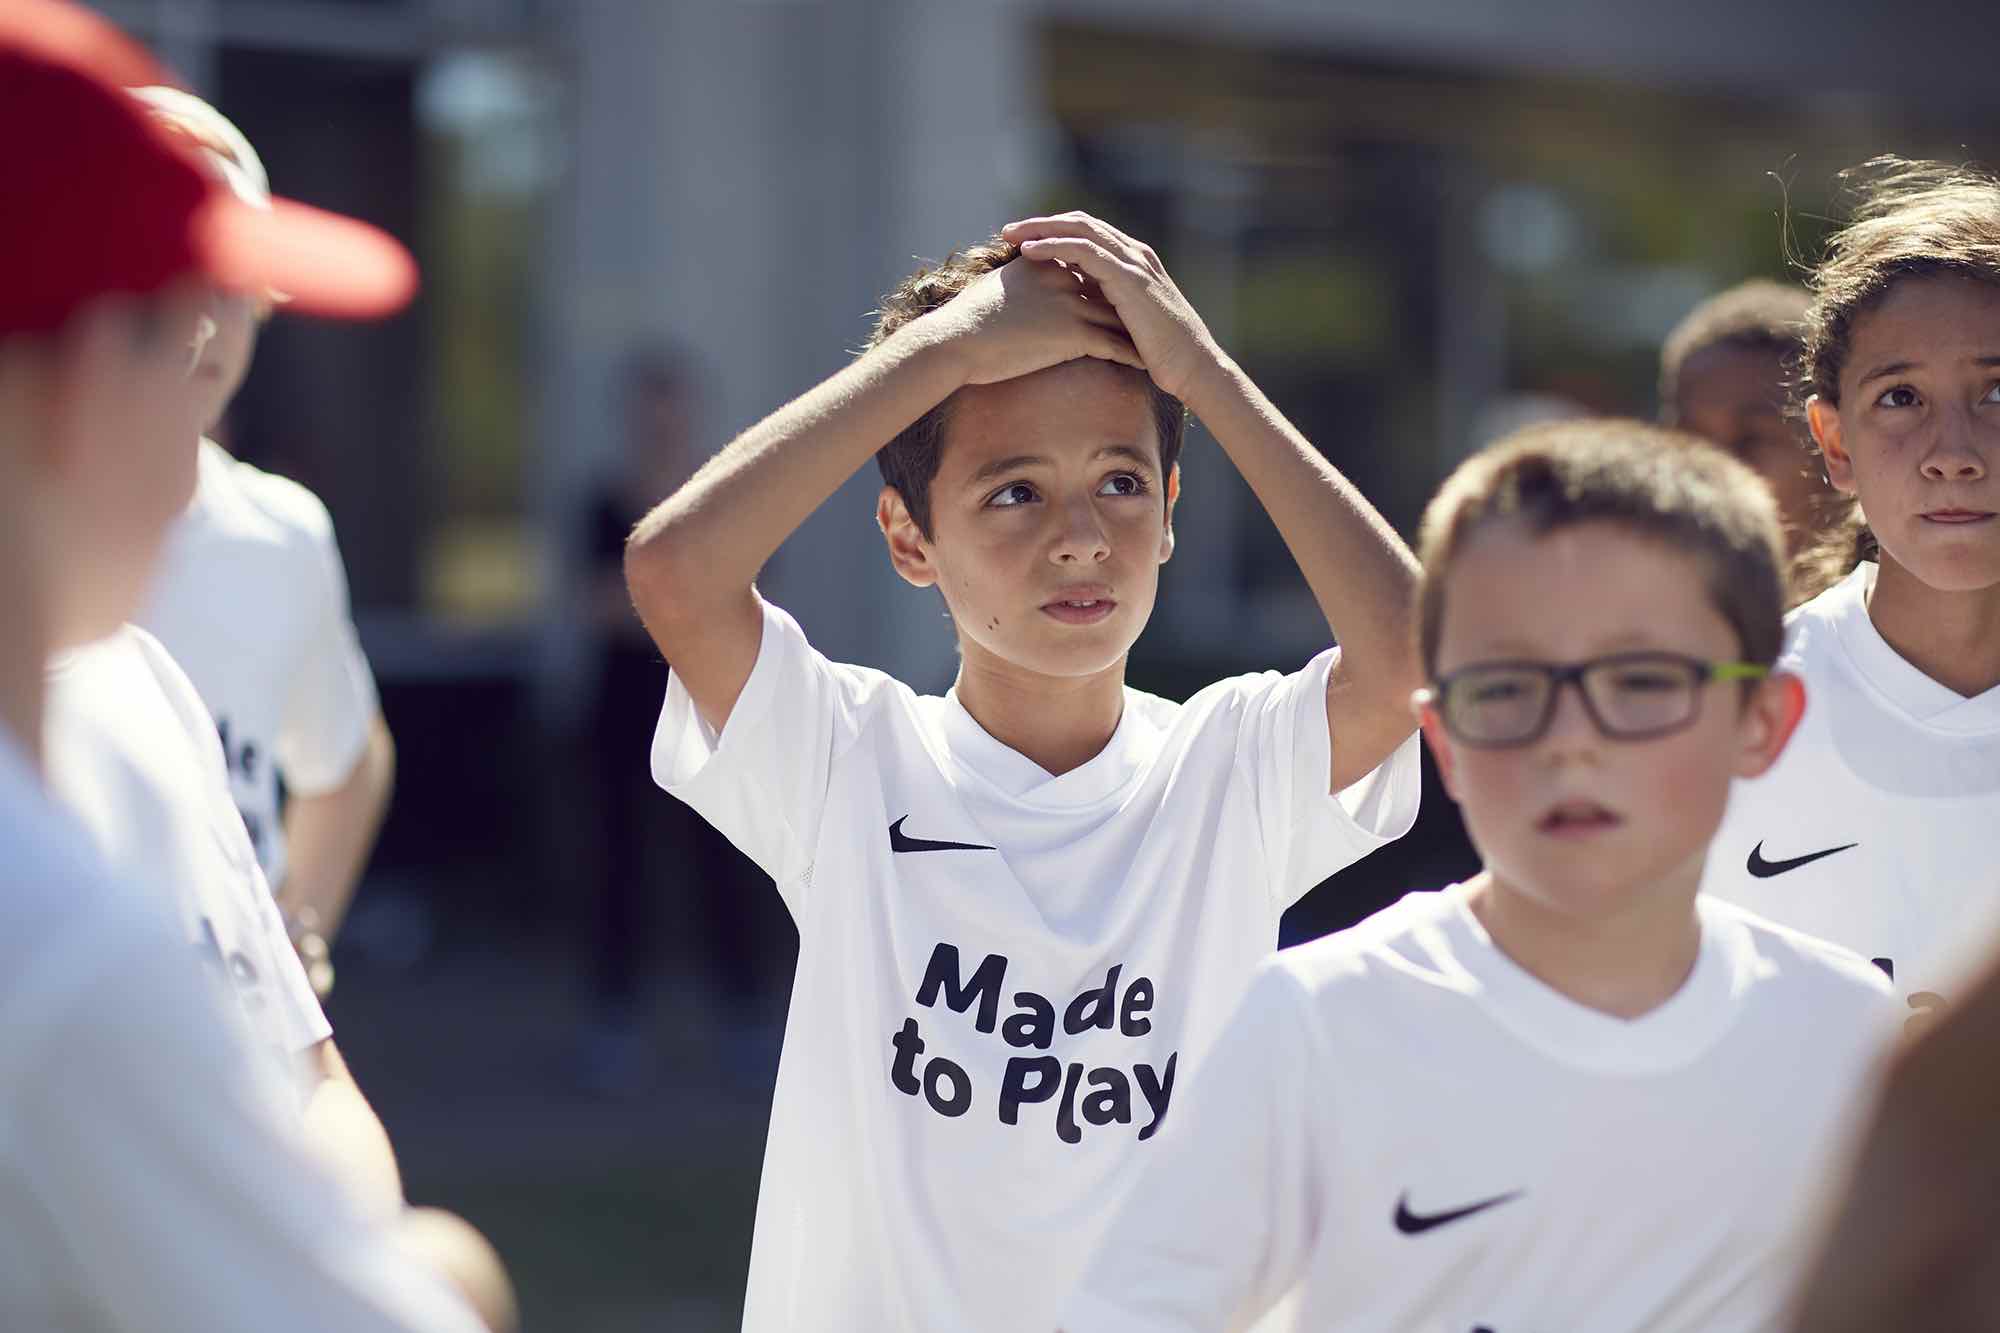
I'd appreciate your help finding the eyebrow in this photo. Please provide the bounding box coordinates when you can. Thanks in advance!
[963,444,1157,489]
[1856,354,2000,390]
[1471,634,1674,659]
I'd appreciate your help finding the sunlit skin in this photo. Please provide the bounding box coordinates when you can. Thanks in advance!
[1677,341,1837,557]
[1809,275,2000,697]
[38,284,214,647]
[878,359,1178,775]
[188,286,261,433]
[1415,519,1801,1018]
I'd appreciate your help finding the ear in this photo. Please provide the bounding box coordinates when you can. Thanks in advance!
[1734,670,1807,779]
[1158,463,1180,565]
[877,485,938,589]
[1413,688,1462,803]
[1806,397,1857,495]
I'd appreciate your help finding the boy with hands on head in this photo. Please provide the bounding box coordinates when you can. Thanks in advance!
[1065,423,1896,1333]
[626,213,1422,1330]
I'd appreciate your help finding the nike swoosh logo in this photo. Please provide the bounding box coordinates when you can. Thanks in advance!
[1746,840,1858,878]
[1394,1189,1523,1235]
[888,816,995,855]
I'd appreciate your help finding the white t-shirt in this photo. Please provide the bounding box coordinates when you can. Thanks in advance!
[652,598,1422,1333]
[0,730,482,1333]
[1065,884,1895,1333]
[44,625,330,1090]
[139,439,381,891]
[1703,562,2000,1023]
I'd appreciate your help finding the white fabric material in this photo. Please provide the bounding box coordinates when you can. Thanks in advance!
[45,626,330,1092]
[1066,884,1895,1333]
[651,597,1421,1333]
[0,730,481,1333]
[1704,562,2000,1017]
[139,439,380,890]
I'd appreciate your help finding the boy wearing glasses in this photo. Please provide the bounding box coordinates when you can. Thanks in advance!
[1063,421,1895,1333]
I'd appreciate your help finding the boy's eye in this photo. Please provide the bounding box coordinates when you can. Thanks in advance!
[1097,472,1148,497]
[1875,385,1920,410]
[1607,668,1682,694]
[1466,677,1530,704]
[986,482,1039,508]
[1982,382,2000,405]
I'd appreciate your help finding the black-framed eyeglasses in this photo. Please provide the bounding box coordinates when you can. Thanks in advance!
[1429,652,1768,749]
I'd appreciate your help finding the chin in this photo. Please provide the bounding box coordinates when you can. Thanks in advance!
[1889,540,2000,594]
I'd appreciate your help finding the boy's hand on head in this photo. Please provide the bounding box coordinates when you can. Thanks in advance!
[923,253,1145,387]
[1001,213,1219,403]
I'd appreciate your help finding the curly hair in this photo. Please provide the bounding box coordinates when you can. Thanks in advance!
[866,236,1186,537]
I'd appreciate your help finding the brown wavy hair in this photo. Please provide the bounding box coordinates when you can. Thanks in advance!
[1786,158,2000,603]
[865,236,1187,538]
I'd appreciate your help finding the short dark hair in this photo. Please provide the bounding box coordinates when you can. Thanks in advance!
[866,235,1186,537]
[1415,420,1787,676]
[1658,279,1810,422]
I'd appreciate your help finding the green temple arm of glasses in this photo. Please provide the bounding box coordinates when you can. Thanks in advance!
[1710,662,1770,682]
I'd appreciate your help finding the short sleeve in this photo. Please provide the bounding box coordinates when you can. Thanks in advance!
[125,631,332,1069]
[276,516,379,796]
[0,919,485,1333]
[651,597,891,917]
[1063,962,1322,1332]
[1229,647,1421,908]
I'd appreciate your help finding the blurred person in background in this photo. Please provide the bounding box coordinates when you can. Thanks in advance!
[1660,279,1841,566]
[576,344,765,1093]
[0,5,495,1329]
[133,87,395,998]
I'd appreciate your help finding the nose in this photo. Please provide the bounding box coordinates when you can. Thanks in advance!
[1920,409,1989,483]
[1048,496,1111,565]
[1536,678,1601,763]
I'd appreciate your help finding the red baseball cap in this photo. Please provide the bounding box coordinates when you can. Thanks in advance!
[0,0,417,333]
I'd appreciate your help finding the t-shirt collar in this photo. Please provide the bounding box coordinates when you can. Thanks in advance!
[1815,562,2000,734]
[939,685,1150,808]
[1438,882,1746,1075]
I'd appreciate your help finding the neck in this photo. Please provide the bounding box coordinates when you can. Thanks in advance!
[1467,865,1703,1020]
[0,494,52,772]
[1866,557,2000,698]
[952,651,1128,777]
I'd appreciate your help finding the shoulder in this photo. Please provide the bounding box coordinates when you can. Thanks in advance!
[197,446,338,553]
[1147,647,1339,740]
[1778,563,1868,675]
[737,597,916,736]
[1267,889,1466,1001]
[1704,896,1895,1004]
[45,630,225,811]
[118,627,225,753]
[232,457,338,544]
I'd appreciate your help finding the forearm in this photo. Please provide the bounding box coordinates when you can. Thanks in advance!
[626,324,967,630]
[281,714,393,941]
[1183,354,1420,681]
[300,1040,404,1221]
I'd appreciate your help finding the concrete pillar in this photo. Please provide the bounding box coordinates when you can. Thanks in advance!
[544,0,1045,698]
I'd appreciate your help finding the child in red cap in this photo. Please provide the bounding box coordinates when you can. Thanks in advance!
[0,6,490,1331]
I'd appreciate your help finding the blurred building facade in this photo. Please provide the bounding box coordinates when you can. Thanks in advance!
[96,0,2000,902]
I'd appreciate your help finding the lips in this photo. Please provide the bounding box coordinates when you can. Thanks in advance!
[1041,585,1117,625]
[1920,509,1996,524]
[1535,800,1622,838]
